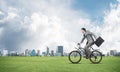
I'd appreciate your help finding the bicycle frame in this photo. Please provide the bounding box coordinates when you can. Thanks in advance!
[74,44,98,56]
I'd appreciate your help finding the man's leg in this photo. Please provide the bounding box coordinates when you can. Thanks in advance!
[84,43,93,59]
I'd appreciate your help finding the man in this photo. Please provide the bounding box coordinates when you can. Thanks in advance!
[80,28,97,59]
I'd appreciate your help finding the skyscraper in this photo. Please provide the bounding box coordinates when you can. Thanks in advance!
[57,46,63,56]
[25,49,29,56]
[51,50,54,56]
[46,47,49,55]
[36,50,40,56]
[110,50,117,56]
[31,49,36,56]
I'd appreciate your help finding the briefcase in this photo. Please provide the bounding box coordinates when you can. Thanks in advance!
[94,36,104,47]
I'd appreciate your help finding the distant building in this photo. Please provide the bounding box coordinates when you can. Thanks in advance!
[46,47,49,55]
[107,52,110,56]
[9,51,17,56]
[19,52,25,56]
[25,49,29,56]
[3,49,8,56]
[51,50,54,56]
[117,52,120,56]
[31,49,36,56]
[110,50,117,56]
[28,50,31,56]
[42,52,46,56]
[36,50,40,56]
[57,46,63,56]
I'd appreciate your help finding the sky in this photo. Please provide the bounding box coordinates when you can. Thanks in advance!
[71,0,117,22]
[0,0,120,54]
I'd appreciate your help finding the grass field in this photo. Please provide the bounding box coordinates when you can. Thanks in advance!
[0,56,120,72]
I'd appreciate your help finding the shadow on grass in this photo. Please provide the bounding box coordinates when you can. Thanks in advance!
[68,62,103,65]
[68,63,82,64]
[88,62,103,65]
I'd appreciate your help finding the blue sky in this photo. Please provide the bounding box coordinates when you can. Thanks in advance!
[71,0,118,22]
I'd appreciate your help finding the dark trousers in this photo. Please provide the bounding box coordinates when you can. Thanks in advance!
[84,42,94,56]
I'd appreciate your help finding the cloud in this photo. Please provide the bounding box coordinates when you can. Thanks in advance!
[0,0,83,52]
[100,1,120,53]
[21,11,79,52]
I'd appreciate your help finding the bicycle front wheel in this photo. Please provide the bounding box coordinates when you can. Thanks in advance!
[89,50,102,64]
[68,51,82,64]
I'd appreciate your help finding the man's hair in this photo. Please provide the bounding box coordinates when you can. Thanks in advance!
[81,28,86,31]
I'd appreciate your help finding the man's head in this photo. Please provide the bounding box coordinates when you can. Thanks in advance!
[81,28,86,34]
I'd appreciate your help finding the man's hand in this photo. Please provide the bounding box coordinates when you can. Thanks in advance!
[77,43,81,45]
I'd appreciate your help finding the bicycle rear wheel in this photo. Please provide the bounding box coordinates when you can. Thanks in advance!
[68,51,82,64]
[89,50,102,64]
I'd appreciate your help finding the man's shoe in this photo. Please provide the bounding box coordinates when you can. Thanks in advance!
[86,55,90,59]
[86,56,89,59]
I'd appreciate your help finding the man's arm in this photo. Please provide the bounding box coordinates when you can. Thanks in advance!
[90,32,97,39]
[80,34,85,43]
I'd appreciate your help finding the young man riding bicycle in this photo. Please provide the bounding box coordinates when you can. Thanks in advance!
[80,28,97,59]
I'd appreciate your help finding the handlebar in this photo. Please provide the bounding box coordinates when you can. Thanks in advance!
[76,43,83,49]
[77,43,81,45]
[77,43,81,47]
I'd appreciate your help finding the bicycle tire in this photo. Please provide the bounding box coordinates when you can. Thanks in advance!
[68,51,82,64]
[89,50,102,64]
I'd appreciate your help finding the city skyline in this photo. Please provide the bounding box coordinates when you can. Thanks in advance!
[0,45,65,56]
[0,44,120,56]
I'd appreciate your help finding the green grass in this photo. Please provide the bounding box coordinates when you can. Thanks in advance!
[0,56,120,72]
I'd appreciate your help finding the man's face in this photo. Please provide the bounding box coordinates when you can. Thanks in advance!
[81,29,85,34]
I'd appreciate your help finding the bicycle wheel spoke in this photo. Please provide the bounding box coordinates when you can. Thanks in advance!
[68,51,82,64]
[89,51,102,64]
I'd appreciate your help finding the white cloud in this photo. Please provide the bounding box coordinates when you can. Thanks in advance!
[6,7,19,20]
[0,7,19,23]
[7,12,18,20]
[21,12,71,52]
[99,1,120,53]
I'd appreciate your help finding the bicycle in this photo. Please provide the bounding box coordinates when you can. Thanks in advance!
[68,43,102,64]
